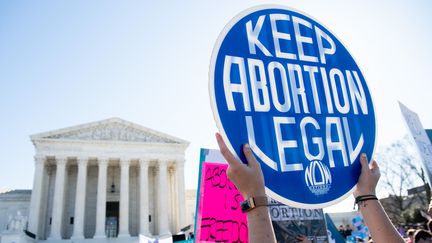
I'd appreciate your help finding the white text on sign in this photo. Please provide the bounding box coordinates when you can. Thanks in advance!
[222,14,367,172]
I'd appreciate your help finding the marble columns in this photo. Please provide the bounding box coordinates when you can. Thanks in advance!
[140,159,150,236]
[118,158,130,237]
[94,158,108,238]
[28,155,45,238]
[176,160,186,230]
[158,161,171,235]
[48,157,67,240]
[72,157,88,239]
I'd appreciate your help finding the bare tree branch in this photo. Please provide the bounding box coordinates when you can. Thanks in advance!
[375,136,429,224]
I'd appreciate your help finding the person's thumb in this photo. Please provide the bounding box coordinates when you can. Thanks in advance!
[370,160,380,176]
[243,144,260,169]
[360,153,369,173]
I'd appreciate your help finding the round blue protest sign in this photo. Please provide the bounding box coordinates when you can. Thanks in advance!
[209,5,376,208]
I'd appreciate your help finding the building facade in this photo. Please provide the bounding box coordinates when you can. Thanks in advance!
[0,190,31,234]
[185,189,197,233]
[27,118,189,241]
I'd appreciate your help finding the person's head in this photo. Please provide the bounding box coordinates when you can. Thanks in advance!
[346,224,351,229]
[339,225,344,230]
[414,229,432,243]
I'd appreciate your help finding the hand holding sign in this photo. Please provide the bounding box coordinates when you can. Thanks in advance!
[353,154,380,198]
[216,133,266,198]
[351,157,404,243]
[195,150,248,243]
[209,5,376,208]
[295,235,312,243]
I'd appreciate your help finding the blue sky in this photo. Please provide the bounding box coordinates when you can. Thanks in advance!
[1,1,431,211]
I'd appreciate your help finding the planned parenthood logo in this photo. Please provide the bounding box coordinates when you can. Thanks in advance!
[209,5,376,208]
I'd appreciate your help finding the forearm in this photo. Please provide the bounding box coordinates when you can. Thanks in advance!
[216,135,277,242]
[247,206,277,243]
[359,199,404,243]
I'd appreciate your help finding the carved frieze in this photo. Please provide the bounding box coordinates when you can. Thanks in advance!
[45,123,177,144]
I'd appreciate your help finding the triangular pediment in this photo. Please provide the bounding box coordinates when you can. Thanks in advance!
[31,118,187,144]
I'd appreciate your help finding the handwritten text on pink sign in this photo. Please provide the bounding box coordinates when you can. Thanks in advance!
[196,162,248,243]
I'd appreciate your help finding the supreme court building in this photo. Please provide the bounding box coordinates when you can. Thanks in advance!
[27,118,189,241]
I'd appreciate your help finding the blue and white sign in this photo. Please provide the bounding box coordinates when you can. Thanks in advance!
[209,5,376,208]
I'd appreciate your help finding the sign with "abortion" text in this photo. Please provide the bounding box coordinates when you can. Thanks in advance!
[209,5,376,208]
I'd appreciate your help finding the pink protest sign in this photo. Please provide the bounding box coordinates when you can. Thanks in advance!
[195,149,248,243]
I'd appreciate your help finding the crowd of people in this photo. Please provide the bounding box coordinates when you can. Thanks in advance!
[337,221,432,242]
[400,221,432,243]
[338,224,353,239]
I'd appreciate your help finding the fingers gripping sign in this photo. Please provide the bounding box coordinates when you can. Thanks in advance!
[209,5,376,208]
[354,153,380,197]
[216,133,266,198]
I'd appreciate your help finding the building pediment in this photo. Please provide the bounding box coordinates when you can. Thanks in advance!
[30,118,188,145]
